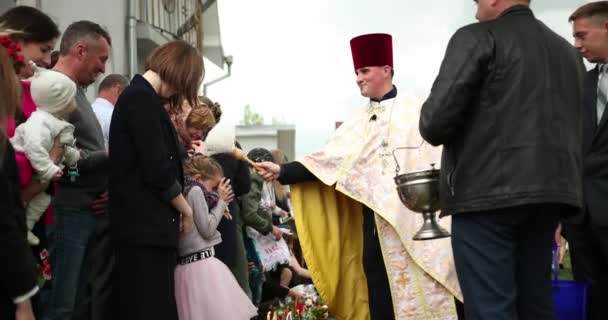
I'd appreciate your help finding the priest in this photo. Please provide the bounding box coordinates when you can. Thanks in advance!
[256,33,462,320]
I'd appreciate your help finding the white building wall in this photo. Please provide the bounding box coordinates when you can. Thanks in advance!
[34,0,128,77]
[237,135,278,155]
[0,0,14,14]
[16,0,128,100]
[13,0,222,100]
[236,125,296,160]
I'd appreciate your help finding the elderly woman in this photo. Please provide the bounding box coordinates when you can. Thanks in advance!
[184,103,216,142]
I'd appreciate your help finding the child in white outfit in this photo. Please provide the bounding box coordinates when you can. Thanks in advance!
[10,69,80,245]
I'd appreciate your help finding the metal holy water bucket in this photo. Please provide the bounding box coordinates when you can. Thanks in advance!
[392,146,450,241]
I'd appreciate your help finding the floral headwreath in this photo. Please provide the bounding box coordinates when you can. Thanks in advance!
[0,35,25,66]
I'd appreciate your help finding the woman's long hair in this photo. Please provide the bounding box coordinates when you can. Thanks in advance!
[271,149,289,201]
[0,47,21,159]
[0,6,60,43]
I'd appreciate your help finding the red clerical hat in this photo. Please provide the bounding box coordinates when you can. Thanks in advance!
[350,33,393,71]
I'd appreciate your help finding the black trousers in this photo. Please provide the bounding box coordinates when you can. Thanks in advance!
[362,207,395,320]
[451,204,561,320]
[111,245,177,320]
[563,215,608,320]
[214,201,238,270]
[363,207,465,320]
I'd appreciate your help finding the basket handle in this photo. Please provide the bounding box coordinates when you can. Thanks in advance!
[552,241,559,281]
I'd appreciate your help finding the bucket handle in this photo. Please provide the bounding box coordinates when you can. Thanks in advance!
[552,241,559,281]
[392,140,426,175]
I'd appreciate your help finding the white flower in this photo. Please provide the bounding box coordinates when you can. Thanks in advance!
[305,298,313,307]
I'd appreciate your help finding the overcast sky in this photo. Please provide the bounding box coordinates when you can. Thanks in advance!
[202,0,592,158]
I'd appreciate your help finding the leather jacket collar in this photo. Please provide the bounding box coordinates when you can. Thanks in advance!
[499,5,533,19]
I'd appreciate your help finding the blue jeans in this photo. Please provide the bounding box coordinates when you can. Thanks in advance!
[249,271,265,306]
[43,207,97,320]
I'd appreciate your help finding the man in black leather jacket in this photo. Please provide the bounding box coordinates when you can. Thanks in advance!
[419,1,586,319]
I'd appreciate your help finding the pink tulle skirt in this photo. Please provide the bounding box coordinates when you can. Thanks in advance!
[175,256,257,320]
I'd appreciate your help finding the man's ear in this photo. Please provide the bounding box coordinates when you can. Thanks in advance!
[73,42,86,60]
[112,85,122,98]
[383,65,392,78]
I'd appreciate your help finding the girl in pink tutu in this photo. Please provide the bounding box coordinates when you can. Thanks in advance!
[176,156,258,320]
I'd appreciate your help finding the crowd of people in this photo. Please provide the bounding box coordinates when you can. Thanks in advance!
[0,6,310,320]
[3,1,608,320]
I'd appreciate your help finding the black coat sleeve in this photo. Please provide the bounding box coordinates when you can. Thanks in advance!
[126,93,181,203]
[232,142,251,197]
[278,161,317,185]
[0,142,37,301]
[419,27,494,146]
[177,143,188,161]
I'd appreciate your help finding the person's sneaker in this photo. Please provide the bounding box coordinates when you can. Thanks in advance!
[27,231,40,246]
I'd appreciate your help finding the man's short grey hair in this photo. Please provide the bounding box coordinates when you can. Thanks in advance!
[98,74,129,93]
[59,20,111,56]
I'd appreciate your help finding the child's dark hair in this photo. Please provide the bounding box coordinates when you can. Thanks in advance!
[183,155,223,180]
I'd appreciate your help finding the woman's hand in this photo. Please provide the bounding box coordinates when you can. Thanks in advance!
[218,178,234,203]
[180,205,194,235]
[172,194,193,234]
[187,140,207,157]
[15,299,36,320]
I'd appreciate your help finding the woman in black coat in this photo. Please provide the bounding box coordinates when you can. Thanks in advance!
[0,133,38,320]
[108,40,203,320]
[0,45,37,320]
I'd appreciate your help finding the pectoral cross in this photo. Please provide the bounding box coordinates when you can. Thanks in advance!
[379,139,391,175]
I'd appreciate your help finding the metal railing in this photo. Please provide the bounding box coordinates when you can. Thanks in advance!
[136,0,208,51]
